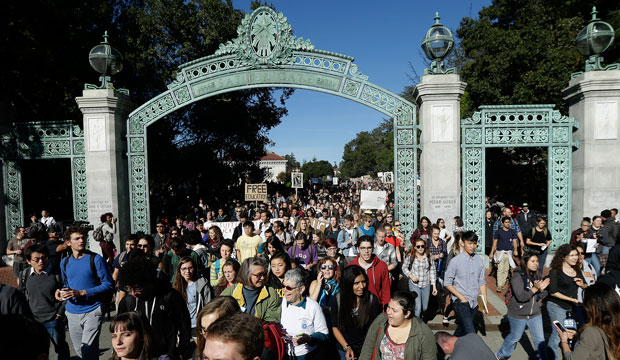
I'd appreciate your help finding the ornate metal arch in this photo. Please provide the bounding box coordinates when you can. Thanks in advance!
[127,6,419,236]
[461,105,578,252]
[1,121,87,239]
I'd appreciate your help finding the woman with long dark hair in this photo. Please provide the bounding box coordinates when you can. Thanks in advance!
[546,244,586,360]
[409,216,431,246]
[171,257,211,333]
[265,251,292,298]
[496,252,549,359]
[556,283,620,359]
[525,217,552,274]
[331,265,380,360]
[109,312,171,360]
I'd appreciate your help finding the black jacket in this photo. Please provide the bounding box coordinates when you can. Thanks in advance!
[118,278,192,359]
[517,211,537,237]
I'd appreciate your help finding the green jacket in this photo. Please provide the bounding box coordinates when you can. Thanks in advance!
[359,313,436,360]
[221,283,281,322]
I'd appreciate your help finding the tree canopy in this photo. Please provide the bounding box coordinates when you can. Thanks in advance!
[4,0,292,216]
[301,160,334,180]
[340,119,393,178]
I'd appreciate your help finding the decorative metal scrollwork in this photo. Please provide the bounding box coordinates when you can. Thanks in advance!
[461,105,576,252]
[126,6,419,235]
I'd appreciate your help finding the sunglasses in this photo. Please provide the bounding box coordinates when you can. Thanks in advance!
[415,245,426,249]
[321,265,335,270]
[394,224,401,227]
[283,285,298,291]
[136,244,148,248]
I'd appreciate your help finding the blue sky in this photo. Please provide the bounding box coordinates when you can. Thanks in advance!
[232,0,491,165]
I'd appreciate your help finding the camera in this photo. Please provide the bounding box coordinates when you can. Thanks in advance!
[323,282,333,295]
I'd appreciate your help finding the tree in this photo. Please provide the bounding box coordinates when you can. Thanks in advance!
[456,0,619,116]
[301,160,333,179]
[284,153,301,171]
[453,0,620,213]
[4,0,292,216]
[340,119,393,178]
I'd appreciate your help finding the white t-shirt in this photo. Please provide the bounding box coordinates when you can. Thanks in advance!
[280,297,328,357]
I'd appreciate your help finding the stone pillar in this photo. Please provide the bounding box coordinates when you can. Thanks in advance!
[76,89,134,253]
[564,70,620,228]
[414,74,467,225]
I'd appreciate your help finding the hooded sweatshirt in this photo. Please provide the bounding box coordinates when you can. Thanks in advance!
[347,255,391,308]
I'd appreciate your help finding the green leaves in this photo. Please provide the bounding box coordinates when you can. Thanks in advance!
[340,119,393,178]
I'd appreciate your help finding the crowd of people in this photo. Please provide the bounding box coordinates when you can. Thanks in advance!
[2,184,620,360]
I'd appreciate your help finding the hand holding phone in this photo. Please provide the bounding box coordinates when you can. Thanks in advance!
[553,320,566,333]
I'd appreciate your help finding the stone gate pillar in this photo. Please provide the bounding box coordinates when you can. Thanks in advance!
[76,89,133,252]
[414,74,466,225]
[564,70,620,228]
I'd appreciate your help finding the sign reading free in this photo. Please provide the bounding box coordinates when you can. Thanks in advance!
[245,183,268,202]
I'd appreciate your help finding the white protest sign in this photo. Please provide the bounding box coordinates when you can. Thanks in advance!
[291,172,303,189]
[204,218,282,239]
[360,190,387,210]
[384,171,393,184]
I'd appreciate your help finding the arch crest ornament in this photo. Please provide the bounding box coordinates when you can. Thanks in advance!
[127,6,419,236]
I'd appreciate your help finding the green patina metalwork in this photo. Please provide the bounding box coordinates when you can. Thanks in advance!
[572,7,619,78]
[461,105,578,253]
[127,6,419,237]
[421,13,455,75]
[1,121,87,239]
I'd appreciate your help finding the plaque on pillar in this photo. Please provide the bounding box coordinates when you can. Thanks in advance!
[431,104,453,142]
[594,101,618,140]
[87,116,107,151]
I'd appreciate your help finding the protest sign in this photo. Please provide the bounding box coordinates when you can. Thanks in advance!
[292,172,303,189]
[360,190,387,210]
[384,171,394,184]
[245,183,268,202]
[204,218,282,239]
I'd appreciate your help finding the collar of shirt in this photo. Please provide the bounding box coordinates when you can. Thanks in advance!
[29,264,52,275]
[286,296,307,309]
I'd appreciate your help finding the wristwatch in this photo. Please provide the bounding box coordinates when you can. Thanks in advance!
[343,344,350,351]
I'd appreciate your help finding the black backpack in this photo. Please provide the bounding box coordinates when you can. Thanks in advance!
[19,268,62,301]
[62,251,113,304]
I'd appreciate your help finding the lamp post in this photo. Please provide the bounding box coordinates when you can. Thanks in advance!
[421,12,456,75]
[573,7,619,77]
[85,31,129,94]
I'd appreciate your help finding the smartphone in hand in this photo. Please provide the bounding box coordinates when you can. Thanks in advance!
[553,320,566,333]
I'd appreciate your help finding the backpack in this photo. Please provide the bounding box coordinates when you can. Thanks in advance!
[62,251,113,304]
[93,224,105,242]
[262,321,286,360]
[291,242,314,265]
[19,268,62,301]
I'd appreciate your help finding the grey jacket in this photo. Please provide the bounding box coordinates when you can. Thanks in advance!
[564,326,612,360]
[194,276,212,311]
[507,270,548,319]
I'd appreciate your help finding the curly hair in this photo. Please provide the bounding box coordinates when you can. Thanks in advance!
[549,244,579,272]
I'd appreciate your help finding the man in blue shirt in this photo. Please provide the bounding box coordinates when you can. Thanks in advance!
[444,231,487,337]
[55,226,113,360]
[493,207,524,255]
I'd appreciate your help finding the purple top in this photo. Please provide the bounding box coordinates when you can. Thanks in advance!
[288,243,319,268]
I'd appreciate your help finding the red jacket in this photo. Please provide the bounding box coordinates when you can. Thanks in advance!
[348,255,391,308]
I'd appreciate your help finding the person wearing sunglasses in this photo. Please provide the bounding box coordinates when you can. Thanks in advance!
[280,268,329,359]
[402,239,438,319]
[221,256,281,322]
[309,256,341,309]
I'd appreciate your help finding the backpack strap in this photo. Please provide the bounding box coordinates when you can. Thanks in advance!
[62,252,101,287]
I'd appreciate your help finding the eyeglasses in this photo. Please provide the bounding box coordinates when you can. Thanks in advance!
[321,265,335,270]
[326,247,338,252]
[156,225,164,228]
[359,246,373,251]
[415,245,426,249]
[126,285,144,293]
[251,272,267,279]
[283,285,298,291]
[180,266,194,272]
[30,256,48,263]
